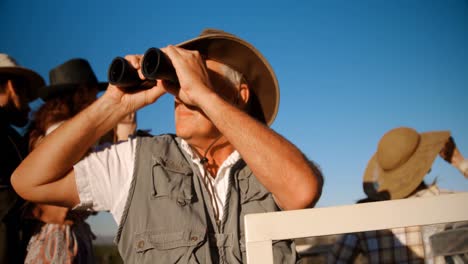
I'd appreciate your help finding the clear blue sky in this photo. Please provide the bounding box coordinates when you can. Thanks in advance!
[2,0,467,237]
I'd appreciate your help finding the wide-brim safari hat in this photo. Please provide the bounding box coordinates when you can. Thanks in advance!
[39,58,107,100]
[363,127,450,200]
[0,53,45,102]
[176,28,279,126]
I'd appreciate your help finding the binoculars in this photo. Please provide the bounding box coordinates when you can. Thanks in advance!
[108,48,178,89]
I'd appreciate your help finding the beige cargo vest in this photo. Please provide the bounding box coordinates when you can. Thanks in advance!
[115,135,298,263]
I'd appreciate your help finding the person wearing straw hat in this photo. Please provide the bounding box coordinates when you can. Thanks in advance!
[12,29,323,263]
[0,53,45,264]
[328,126,468,264]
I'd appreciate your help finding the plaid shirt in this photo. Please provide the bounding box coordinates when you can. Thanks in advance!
[327,185,451,264]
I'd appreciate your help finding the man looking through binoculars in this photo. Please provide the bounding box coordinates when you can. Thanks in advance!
[12,29,322,263]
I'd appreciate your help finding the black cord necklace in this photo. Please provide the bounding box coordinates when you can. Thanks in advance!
[200,136,222,165]
[196,136,223,230]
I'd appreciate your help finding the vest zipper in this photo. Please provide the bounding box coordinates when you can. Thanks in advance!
[216,219,221,232]
[217,171,233,264]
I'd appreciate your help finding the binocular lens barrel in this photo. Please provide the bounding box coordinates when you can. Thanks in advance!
[141,48,178,83]
[142,48,159,79]
[107,47,178,89]
[108,57,142,88]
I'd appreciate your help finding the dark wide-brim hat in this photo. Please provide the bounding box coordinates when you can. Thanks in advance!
[176,29,279,126]
[0,53,45,102]
[363,127,450,200]
[39,58,107,100]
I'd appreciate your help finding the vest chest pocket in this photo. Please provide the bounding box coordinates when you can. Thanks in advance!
[134,230,206,264]
[151,158,194,206]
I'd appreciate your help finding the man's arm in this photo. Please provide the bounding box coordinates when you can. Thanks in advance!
[200,92,322,209]
[164,46,322,210]
[11,57,166,208]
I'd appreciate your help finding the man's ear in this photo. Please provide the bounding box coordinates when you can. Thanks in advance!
[237,83,250,109]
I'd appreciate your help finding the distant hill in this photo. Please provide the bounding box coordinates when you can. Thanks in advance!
[94,235,116,245]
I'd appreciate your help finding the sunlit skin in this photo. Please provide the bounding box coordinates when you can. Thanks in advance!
[106,53,244,176]
[28,84,99,225]
[11,45,320,211]
[175,61,238,152]
[174,60,245,176]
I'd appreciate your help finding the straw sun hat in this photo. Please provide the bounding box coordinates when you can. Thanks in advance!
[0,53,45,102]
[177,28,279,126]
[363,127,450,200]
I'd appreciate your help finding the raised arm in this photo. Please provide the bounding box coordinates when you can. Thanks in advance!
[163,46,322,210]
[11,56,166,208]
[200,90,322,209]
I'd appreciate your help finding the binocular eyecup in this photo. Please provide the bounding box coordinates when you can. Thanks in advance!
[108,47,178,89]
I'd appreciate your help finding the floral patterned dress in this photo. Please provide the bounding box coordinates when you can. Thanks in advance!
[24,210,95,264]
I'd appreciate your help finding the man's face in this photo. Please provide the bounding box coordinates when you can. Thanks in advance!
[174,60,239,145]
[0,78,30,127]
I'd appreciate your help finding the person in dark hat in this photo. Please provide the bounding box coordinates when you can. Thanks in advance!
[328,127,468,264]
[0,53,45,264]
[12,29,323,263]
[37,58,108,101]
[22,58,106,263]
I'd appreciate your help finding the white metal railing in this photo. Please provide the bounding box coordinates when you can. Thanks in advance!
[244,192,468,263]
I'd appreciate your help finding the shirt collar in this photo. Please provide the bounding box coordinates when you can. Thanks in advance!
[179,138,241,169]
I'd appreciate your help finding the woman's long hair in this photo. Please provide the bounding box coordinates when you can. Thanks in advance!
[29,84,97,149]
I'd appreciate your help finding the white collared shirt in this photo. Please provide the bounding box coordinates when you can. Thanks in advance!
[74,137,240,226]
